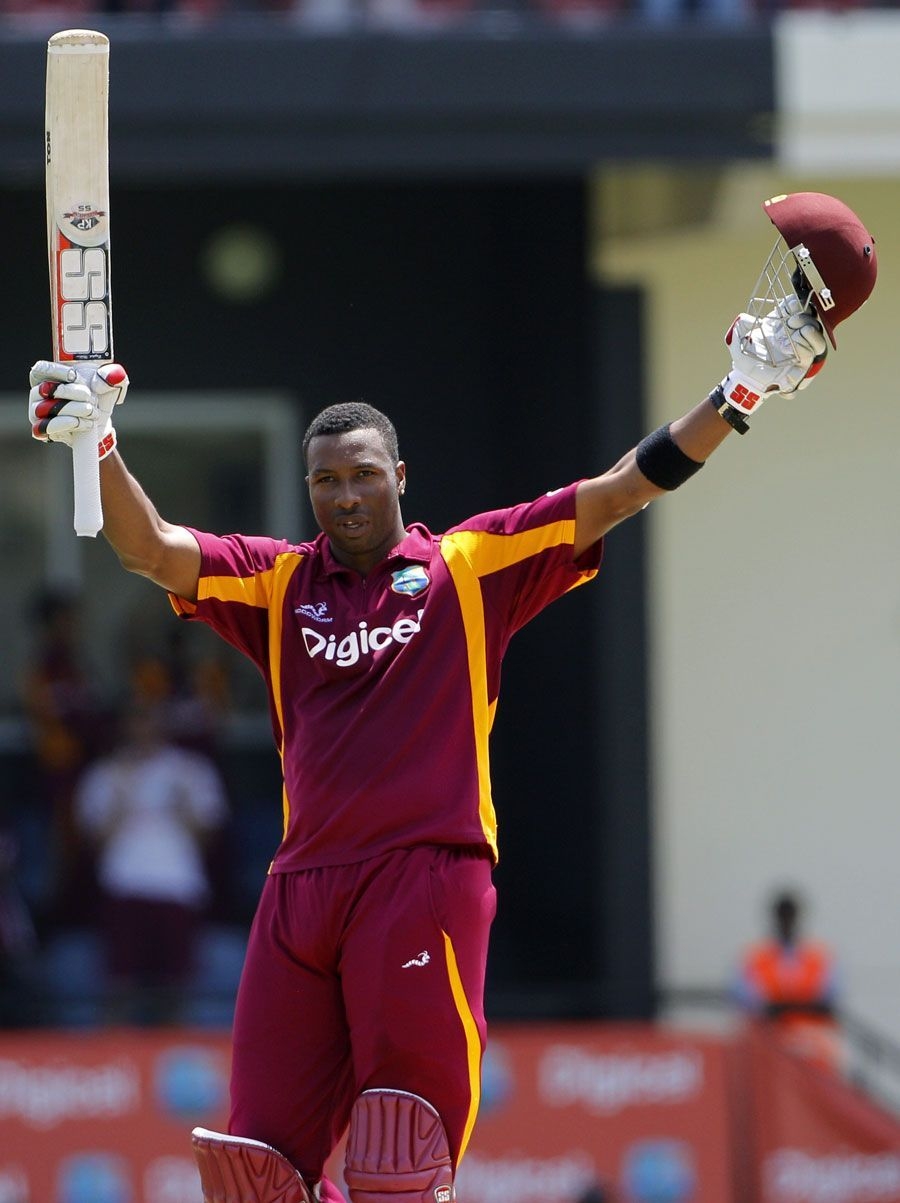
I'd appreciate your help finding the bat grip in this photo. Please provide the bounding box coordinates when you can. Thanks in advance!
[72,430,102,537]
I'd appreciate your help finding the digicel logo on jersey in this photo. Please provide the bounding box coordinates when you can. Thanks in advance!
[302,610,425,668]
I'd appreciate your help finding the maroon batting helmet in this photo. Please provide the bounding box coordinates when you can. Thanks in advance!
[762,192,877,348]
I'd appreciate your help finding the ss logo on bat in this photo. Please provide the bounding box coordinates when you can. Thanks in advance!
[59,245,110,357]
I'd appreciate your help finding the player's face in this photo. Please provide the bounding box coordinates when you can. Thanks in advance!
[306,429,407,574]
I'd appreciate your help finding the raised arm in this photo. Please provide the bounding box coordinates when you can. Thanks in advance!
[573,396,732,558]
[573,298,828,558]
[98,451,201,601]
[29,361,201,600]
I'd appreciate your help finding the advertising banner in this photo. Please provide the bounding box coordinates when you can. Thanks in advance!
[0,1028,230,1203]
[0,1024,738,1203]
[457,1022,739,1203]
[3,1022,900,1203]
[747,1025,900,1203]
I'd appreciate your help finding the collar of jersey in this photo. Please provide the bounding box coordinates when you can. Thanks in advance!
[315,522,434,579]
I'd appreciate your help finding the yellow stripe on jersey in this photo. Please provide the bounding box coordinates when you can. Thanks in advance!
[445,518,577,578]
[440,535,497,857]
[195,551,303,607]
[442,929,482,1165]
[440,519,583,856]
[198,570,272,606]
[265,553,306,837]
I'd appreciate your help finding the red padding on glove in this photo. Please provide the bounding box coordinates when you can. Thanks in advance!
[101,364,128,386]
[804,355,827,381]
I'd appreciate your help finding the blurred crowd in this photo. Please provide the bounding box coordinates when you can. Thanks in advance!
[0,0,889,29]
[0,587,241,1028]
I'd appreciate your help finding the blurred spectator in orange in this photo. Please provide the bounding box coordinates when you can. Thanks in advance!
[734,889,843,1072]
[74,703,228,1025]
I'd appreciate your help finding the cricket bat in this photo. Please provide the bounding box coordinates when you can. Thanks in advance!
[45,29,112,538]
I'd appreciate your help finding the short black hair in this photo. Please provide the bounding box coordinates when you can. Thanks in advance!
[302,401,399,467]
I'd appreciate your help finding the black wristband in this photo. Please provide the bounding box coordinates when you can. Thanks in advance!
[635,424,704,491]
[710,384,750,435]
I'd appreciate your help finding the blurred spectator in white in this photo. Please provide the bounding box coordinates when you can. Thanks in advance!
[74,703,228,1025]
[734,888,843,1072]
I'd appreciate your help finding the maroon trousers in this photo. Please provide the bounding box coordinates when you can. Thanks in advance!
[228,846,496,1193]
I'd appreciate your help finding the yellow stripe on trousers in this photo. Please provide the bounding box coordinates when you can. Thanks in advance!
[442,929,482,1164]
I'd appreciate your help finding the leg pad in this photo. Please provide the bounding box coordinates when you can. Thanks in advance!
[345,1089,454,1203]
[192,1127,315,1203]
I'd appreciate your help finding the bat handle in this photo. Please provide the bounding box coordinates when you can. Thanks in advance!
[72,429,103,537]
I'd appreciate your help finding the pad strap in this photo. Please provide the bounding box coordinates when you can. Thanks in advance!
[191,1127,315,1203]
[345,1089,455,1203]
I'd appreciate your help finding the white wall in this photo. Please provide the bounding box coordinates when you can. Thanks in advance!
[594,167,900,1042]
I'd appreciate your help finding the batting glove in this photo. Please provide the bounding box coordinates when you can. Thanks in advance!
[29,360,128,460]
[719,298,828,424]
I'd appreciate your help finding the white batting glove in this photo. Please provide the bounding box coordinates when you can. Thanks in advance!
[719,298,828,423]
[29,360,129,460]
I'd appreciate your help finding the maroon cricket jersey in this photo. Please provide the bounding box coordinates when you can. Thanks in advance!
[169,482,602,871]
